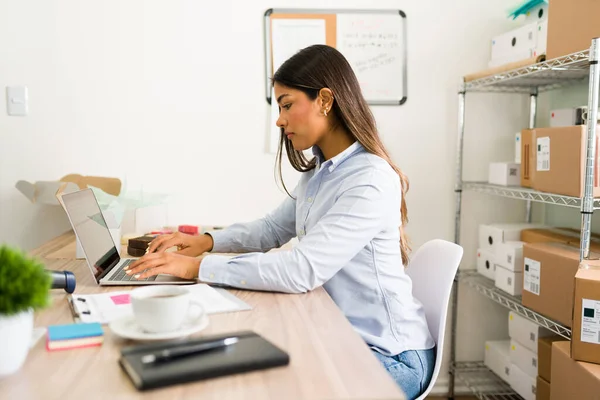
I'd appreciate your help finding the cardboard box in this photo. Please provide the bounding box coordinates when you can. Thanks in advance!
[532,126,600,198]
[480,223,545,252]
[522,242,600,327]
[520,129,536,188]
[496,241,525,271]
[509,311,553,353]
[511,339,538,379]
[546,0,600,60]
[519,227,600,253]
[572,268,600,365]
[538,336,566,382]
[489,162,521,186]
[477,248,496,280]
[485,340,511,383]
[495,265,523,296]
[550,341,600,400]
[537,376,550,400]
[509,362,536,400]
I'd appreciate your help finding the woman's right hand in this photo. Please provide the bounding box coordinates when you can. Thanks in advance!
[147,232,214,257]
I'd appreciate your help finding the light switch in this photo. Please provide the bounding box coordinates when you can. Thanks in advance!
[6,86,28,116]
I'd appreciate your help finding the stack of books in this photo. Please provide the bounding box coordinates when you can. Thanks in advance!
[46,322,104,351]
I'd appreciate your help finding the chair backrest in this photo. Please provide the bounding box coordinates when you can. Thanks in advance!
[405,239,463,400]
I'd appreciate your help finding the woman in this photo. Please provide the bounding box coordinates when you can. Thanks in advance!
[126,44,435,399]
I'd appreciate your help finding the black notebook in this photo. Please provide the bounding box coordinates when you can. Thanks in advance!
[119,330,290,390]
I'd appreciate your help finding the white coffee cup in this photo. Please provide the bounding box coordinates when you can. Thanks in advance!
[130,286,204,333]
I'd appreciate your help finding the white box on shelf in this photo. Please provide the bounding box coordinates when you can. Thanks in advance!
[484,340,511,384]
[508,363,536,400]
[510,339,538,379]
[488,162,521,186]
[496,241,525,272]
[515,132,522,164]
[534,19,548,57]
[495,265,523,296]
[477,248,496,280]
[490,22,538,63]
[508,311,553,353]
[478,223,544,251]
[524,2,548,23]
[488,50,534,68]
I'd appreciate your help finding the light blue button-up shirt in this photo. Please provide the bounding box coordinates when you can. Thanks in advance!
[200,141,435,356]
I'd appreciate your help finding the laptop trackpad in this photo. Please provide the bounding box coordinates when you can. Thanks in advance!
[155,274,191,283]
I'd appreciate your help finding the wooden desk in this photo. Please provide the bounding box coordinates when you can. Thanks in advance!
[0,232,405,400]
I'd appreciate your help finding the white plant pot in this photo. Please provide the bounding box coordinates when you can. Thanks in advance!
[0,309,33,377]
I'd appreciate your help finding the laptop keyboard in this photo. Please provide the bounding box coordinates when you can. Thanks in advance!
[107,259,157,282]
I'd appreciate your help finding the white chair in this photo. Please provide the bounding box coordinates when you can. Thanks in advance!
[405,239,464,400]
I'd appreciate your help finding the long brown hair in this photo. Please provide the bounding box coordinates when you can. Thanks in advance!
[272,44,411,266]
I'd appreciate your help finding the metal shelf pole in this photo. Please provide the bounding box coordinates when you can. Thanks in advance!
[449,82,467,400]
[581,38,600,261]
[526,89,538,223]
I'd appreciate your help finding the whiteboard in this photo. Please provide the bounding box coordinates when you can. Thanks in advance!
[264,8,407,106]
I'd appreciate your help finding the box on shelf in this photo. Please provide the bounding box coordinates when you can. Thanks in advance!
[485,340,511,384]
[537,376,551,400]
[509,362,536,400]
[546,0,600,59]
[515,132,522,164]
[489,22,538,67]
[477,248,496,280]
[495,265,523,296]
[480,223,545,252]
[538,336,566,383]
[532,125,600,198]
[550,341,600,400]
[550,107,599,127]
[524,2,548,23]
[496,241,525,271]
[509,311,553,354]
[534,19,548,57]
[489,162,521,186]
[522,242,600,327]
[511,339,538,379]
[572,267,600,365]
[520,129,536,188]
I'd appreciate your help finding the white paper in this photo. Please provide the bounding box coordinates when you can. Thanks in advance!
[71,284,249,324]
[537,137,550,171]
[523,257,541,295]
[581,298,600,344]
[271,19,326,74]
[336,13,404,101]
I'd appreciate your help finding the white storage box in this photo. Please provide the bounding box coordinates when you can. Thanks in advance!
[509,363,536,400]
[496,241,525,272]
[478,223,543,251]
[485,340,511,383]
[490,22,537,64]
[525,3,548,23]
[534,19,548,57]
[510,339,538,379]
[477,248,496,280]
[489,162,521,186]
[508,311,553,353]
[515,132,522,164]
[495,265,523,296]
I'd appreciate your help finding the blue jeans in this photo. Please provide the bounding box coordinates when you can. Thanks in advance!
[371,347,436,400]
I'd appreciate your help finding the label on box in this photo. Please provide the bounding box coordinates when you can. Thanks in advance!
[581,299,600,344]
[537,137,550,171]
[524,258,540,295]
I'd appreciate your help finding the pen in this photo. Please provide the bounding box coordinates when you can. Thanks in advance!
[141,337,239,365]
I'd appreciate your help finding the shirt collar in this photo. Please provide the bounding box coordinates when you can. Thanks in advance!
[312,141,363,172]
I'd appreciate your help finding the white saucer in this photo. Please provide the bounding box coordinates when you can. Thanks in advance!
[109,313,209,341]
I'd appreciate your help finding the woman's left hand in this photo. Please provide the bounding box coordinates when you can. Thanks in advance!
[125,252,203,280]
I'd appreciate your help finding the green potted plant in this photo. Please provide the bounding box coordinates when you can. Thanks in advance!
[0,245,51,377]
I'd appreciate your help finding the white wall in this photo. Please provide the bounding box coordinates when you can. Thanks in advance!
[0,0,540,395]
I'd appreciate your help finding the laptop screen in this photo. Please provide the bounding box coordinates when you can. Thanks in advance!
[61,189,120,282]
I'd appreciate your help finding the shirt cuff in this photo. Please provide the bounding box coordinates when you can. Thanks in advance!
[199,254,229,284]
[205,229,232,253]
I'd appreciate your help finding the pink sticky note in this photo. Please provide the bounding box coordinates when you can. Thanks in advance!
[110,294,131,305]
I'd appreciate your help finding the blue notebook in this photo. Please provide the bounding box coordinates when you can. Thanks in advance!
[47,322,104,341]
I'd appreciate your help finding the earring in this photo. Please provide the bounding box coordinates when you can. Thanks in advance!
[324,109,328,116]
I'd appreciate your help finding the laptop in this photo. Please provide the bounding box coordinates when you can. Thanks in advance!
[60,188,195,286]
